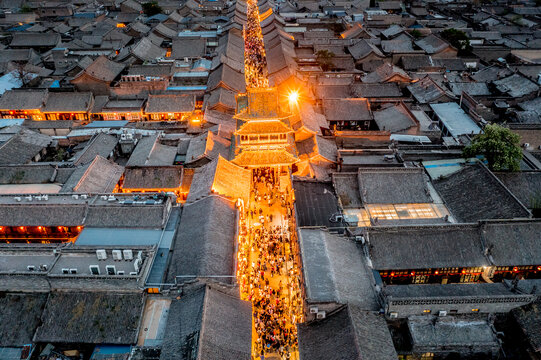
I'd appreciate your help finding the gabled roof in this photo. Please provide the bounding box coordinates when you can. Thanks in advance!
[129,36,167,62]
[367,224,487,270]
[76,55,125,82]
[358,167,432,205]
[207,63,246,93]
[10,32,60,47]
[415,34,451,54]
[297,135,337,163]
[160,284,252,360]
[362,63,411,83]
[407,76,455,104]
[123,166,182,190]
[298,305,397,360]
[172,38,206,59]
[34,292,144,344]
[373,102,417,133]
[185,131,231,164]
[432,163,531,222]
[484,220,541,267]
[187,156,250,202]
[347,39,384,61]
[145,94,195,113]
[0,293,48,347]
[0,89,48,110]
[42,92,93,113]
[71,132,118,166]
[323,98,372,122]
[298,229,378,309]
[65,155,124,193]
[167,196,237,281]
[493,73,539,98]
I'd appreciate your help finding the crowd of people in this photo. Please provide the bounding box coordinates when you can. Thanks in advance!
[237,167,303,360]
[243,0,269,89]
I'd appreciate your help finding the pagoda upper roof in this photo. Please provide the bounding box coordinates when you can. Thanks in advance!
[232,148,297,167]
[236,119,293,135]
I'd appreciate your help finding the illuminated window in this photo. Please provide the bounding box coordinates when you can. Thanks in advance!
[471,309,479,312]
[423,309,431,313]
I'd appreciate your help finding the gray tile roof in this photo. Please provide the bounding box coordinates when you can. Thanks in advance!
[495,172,541,209]
[123,166,183,189]
[0,293,48,346]
[367,223,488,270]
[63,155,124,193]
[415,34,450,54]
[484,220,541,267]
[172,38,207,59]
[160,284,252,360]
[71,133,118,166]
[42,92,93,113]
[166,196,237,282]
[373,103,417,133]
[358,167,432,204]
[0,89,48,110]
[145,94,195,114]
[493,74,539,98]
[34,292,144,344]
[299,229,378,309]
[432,163,531,222]
[77,55,125,82]
[298,305,397,360]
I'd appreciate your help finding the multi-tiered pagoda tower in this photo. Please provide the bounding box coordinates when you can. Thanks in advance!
[231,0,297,168]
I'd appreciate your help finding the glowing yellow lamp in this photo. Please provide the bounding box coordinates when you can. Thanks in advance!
[288,90,299,105]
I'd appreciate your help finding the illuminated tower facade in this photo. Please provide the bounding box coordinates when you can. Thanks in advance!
[232,0,297,168]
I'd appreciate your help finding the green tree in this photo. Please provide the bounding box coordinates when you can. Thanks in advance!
[463,124,522,172]
[142,1,163,16]
[410,29,422,39]
[19,4,33,13]
[440,28,472,55]
[316,50,335,71]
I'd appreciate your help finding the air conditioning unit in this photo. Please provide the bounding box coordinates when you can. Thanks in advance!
[43,195,48,201]
[106,265,116,275]
[62,268,69,274]
[112,250,122,261]
[40,264,48,271]
[96,249,107,260]
[309,306,318,314]
[117,271,125,275]
[355,235,365,244]
[14,197,21,202]
[123,249,133,260]
[389,312,398,319]
[89,265,100,275]
[107,195,116,202]
[25,196,33,202]
[27,265,36,271]
[101,195,108,201]
[134,258,142,273]
[316,311,326,319]
[81,194,88,199]
[438,310,447,317]
[523,143,530,148]
[35,195,42,201]
[70,268,77,274]
[129,271,137,276]
[72,194,79,199]
[383,154,394,162]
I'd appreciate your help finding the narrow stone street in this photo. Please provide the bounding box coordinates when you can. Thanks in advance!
[237,167,303,359]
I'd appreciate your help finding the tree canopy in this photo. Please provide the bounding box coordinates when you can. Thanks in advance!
[463,124,522,172]
[142,1,163,16]
[316,50,335,71]
[440,28,472,55]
